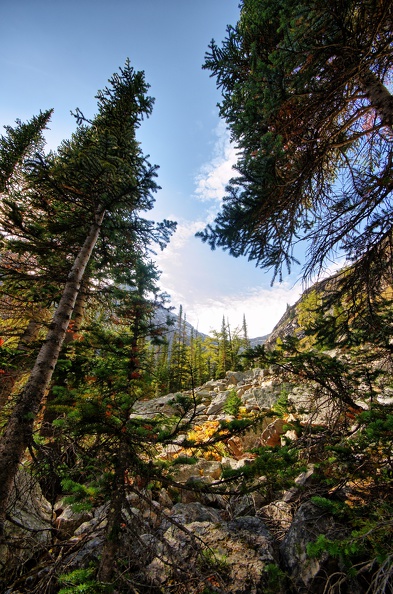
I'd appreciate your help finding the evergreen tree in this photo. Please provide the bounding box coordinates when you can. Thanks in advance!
[0,61,176,533]
[168,305,190,392]
[217,315,229,377]
[242,314,250,348]
[198,0,393,284]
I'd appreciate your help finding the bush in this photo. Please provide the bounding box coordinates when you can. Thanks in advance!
[223,389,242,416]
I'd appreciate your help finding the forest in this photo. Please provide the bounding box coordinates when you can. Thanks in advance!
[0,0,392,592]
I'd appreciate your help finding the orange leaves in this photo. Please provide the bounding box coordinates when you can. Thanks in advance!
[66,320,84,341]
[187,420,229,444]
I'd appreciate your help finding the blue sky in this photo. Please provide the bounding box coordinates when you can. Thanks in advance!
[1,0,307,337]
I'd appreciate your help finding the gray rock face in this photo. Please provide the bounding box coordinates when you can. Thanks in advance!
[206,390,230,415]
[55,502,93,539]
[280,501,348,593]
[170,459,221,483]
[170,501,222,524]
[0,470,53,568]
[146,515,276,594]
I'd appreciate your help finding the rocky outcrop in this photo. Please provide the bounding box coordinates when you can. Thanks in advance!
[131,368,290,423]
[146,514,276,593]
[2,369,365,593]
[0,470,53,570]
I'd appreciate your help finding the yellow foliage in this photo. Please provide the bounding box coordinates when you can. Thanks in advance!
[187,420,224,444]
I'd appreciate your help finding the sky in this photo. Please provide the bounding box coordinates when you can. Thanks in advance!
[1,0,307,338]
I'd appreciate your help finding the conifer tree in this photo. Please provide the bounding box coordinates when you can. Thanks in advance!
[0,61,176,534]
[242,314,250,348]
[198,0,393,285]
[168,305,190,392]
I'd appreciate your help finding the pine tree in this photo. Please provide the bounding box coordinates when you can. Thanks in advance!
[168,305,190,392]
[198,0,393,285]
[242,314,250,348]
[0,61,176,534]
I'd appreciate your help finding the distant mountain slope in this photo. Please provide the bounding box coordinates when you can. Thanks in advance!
[153,306,208,343]
[154,306,269,345]
[265,272,343,347]
[249,335,269,348]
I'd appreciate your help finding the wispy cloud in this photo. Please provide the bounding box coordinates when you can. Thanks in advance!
[155,218,205,270]
[194,121,237,206]
[154,120,311,338]
[180,282,303,337]
[155,122,239,296]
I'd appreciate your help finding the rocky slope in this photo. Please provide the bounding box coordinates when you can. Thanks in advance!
[2,363,375,594]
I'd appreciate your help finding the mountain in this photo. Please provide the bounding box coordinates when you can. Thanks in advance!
[154,305,267,344]
[153,306,208,343]
[249,334,269,348]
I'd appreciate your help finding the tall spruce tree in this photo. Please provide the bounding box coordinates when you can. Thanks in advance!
[0,61,176,534]
[198,0,393,284]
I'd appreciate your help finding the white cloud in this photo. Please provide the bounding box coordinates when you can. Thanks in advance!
[153,120,315,339]
[194,121,237,205]
[154,218,205,273]
[166,281,304,338]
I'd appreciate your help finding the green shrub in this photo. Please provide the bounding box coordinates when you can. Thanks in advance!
[58,567,112,593]
[223,389,242,416]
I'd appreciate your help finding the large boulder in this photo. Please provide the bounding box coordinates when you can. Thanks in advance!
[146,515,276,593]
[130,393,184,418]
[280,501,357,593]
[170,459,222,483]
[0,470,53,570]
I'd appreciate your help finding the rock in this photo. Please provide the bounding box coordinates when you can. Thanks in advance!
[170,502,222,524]
[288,386,335,426]
[226,370,246,385]
[195,460,222,480]
[221,456,255,471]
[63,536,104,572]
[282,429,298,443]
[226,435,244,458]
[130,393,182,418]
[158,488,173,508]
[55,503,93,539]
[175,476,213,505]
[228,493,255,517]
[226,418,271,458]
[206,391,229,415]
[159,443,183,460]
[194,389,215,401]
[261,418,287,447]
[1,470,53,568]
[280,501,348,593]
[252,384,282,409]
[282,465,316,502]
[258,501,293,540]
[73,504,108,536]
[236,383,253,397]
[146,515,276,593]
[170,460,221,483]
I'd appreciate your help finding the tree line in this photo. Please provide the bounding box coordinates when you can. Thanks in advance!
[151,307,251,395]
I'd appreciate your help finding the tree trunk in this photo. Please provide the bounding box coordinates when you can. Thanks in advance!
[0,206,105,536]
[359,68,393,128]
[63,277,89,345]
[40,279,90,438]
[98,281,146,584]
